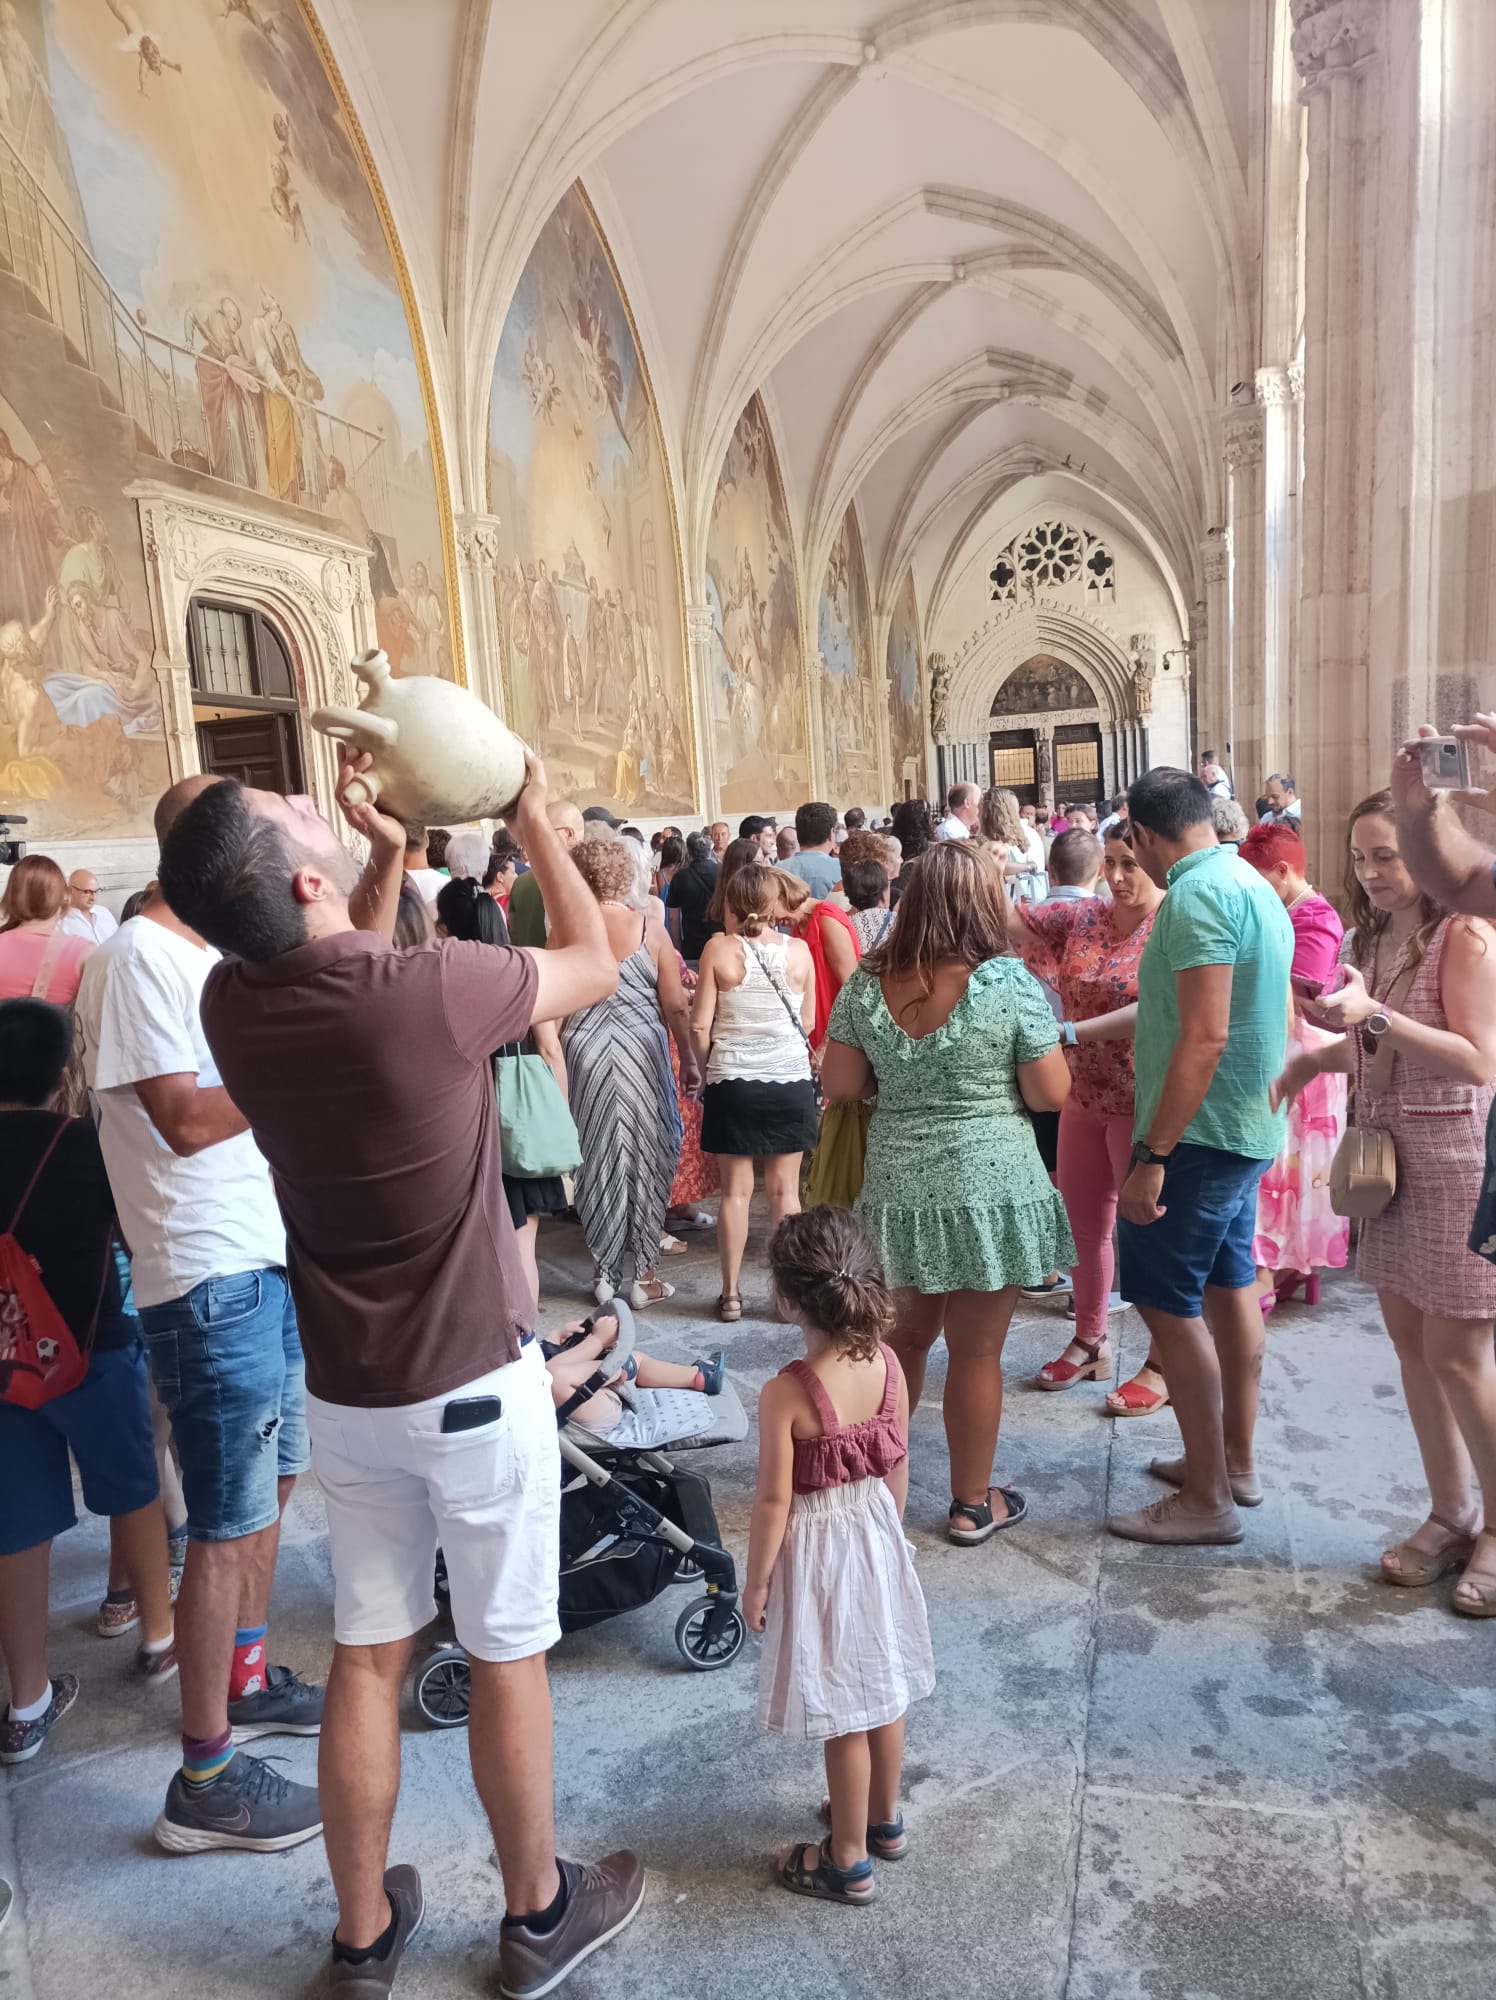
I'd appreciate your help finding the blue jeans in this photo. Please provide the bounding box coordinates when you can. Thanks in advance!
[1117,1144,1271,1320]
[139,1268,308,1542]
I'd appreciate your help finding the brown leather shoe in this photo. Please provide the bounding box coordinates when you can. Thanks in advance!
[328,1865,423,1995]
[498,1852,645,1999]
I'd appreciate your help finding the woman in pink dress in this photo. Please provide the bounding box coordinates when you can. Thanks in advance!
[1010,825,1163,1391]
[0,855,94,1005]
[1238,823,1350,1305]
[1273,792,1496,1615]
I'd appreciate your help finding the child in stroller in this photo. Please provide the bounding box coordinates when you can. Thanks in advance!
[413,1301,747,1727]
[544,1317,727,1446]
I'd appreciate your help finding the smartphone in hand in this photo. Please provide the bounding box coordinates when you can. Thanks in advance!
[1419,736,1472,790]
[1291,966,1346,1003]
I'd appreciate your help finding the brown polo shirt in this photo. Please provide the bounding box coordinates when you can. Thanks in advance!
[200,930,538,1408]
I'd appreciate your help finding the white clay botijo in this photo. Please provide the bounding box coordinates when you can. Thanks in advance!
[311,649,530,825]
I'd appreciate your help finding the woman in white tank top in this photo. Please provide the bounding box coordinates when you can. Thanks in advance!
[692,866,819,1321]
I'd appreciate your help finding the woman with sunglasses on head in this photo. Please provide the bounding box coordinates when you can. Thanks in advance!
[1272,791,1496,1615]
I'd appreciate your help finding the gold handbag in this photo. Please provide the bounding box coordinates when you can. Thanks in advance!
[1329,962,1404,1220]
[1329,1124,1397,1218]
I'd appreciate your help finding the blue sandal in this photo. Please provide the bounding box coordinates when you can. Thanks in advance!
[819,1797,907,1860]
[776,1840,876,1906]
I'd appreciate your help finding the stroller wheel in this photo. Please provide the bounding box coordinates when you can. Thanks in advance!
[675,1597,746,1671]
[414,1644,471,1727]
[672,1554,704,1584]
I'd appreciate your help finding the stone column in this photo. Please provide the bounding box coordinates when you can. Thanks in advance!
[1292,0,1418,871]
[1256,365,1296,781]
[1198,533,1231,768]
[1225,396,1266,800]
[805,650,829,799]
[686,602,719,816]
[454,512,505,719]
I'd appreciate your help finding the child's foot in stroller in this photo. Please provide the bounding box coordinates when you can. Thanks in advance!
[693,1350,726,1396]
[776,1840,876,1906]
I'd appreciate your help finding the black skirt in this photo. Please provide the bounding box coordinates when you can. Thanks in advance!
[503,1173,570,1231]
[700,1078,820,1159]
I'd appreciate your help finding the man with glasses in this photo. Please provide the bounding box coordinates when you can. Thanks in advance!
[59,870,118,944]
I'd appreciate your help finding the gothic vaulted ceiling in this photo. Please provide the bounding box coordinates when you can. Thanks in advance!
[323,0,1265,644]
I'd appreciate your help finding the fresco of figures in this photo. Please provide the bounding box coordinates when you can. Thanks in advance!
[0,0,453,839]
[489,186,695,815]
[705,395,807,813]
[886,566,925,783]
[816,504,880,805]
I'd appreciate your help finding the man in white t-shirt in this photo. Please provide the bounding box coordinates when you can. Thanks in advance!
[58,869,118,944]
[75,777,326,1857]
[937,782,980,840]
[401,822,447,905]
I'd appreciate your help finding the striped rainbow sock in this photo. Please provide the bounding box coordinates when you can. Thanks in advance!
[181,1727,233,1787]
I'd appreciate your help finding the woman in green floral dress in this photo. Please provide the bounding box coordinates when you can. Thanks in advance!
[822,843,1074,1544]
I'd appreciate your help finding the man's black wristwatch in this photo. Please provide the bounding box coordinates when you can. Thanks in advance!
[1130,1141,1172,1169]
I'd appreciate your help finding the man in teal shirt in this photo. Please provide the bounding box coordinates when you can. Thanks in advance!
[1111,767,1293,1549]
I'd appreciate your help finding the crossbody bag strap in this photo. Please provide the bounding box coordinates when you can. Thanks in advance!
[7,1118,72,1234]
[29,928,68,1000]
[744,939,812,1056]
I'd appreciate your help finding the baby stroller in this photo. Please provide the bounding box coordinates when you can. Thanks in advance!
[414,1303,748,1729]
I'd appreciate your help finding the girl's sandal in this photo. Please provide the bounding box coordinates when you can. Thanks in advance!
[819,1797,907,1860]
[1036,1337,1113,1391]
[1380,1513,1477,1588]
[1106,1365,1170,1418]
[658,1232,690,1257]
[776,1840,876,1906]
[717,1291,743,1323]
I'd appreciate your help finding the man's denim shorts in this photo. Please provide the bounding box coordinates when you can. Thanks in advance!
[1117,1143,1271,1319]
[139,1268,309,1542]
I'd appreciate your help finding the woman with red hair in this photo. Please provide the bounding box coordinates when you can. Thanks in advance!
[1238,821,1349,1305]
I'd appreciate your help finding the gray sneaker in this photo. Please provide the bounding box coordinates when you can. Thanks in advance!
[228,1662,324,1741]
[329,1865,424,1996]
[0,1673,79,1764]
[155,1749,323,1854]
[498,1853,645,1999]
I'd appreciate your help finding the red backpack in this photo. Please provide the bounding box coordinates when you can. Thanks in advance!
[0,1120,104,1410]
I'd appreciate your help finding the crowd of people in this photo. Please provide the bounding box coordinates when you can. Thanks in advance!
[5,719,1496,1985]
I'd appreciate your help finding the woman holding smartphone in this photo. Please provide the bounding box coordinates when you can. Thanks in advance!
[1238,824,1350,1307]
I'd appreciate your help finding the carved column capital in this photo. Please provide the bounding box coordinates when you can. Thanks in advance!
[454,511,501,573]
[1201,533,1231,586]
[1255,365,1294,408]
[1287,358,1305,401]
[1290,0,1379,96]
[686,602,716,646]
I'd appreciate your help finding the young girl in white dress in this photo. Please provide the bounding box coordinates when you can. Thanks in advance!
[745,1208,935,1906]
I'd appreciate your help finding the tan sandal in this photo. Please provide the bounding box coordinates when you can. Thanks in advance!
[1453,1530,1496,1617]
[1380,1512,1477,1588]
[717,1292,743,1323]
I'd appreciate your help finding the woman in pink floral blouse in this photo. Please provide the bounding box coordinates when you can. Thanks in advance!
[1011,827,1163,1392]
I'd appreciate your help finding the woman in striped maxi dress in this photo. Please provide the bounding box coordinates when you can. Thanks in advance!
[562,839,697,1309]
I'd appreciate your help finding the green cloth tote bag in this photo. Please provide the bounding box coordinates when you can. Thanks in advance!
[496,1052,582,1178]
